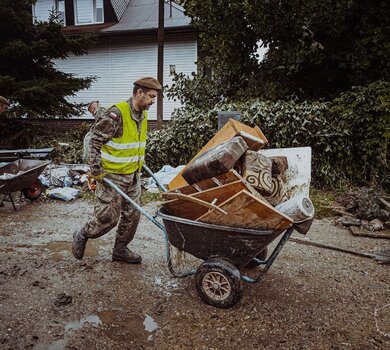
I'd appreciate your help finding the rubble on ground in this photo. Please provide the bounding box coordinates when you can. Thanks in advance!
[335,187,390,237]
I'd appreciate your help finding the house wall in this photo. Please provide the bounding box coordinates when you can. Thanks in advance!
[53,35,197,120]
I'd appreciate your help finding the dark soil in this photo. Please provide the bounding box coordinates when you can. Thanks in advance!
[0,195,389,350]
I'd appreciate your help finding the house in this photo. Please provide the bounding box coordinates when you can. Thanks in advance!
[32,0,198,126]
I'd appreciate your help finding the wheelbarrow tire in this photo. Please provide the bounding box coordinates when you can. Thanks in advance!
[245,248,268,269]
[22,180,43,200]
[195,258,242,309]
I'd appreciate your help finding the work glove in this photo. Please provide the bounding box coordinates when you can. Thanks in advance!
[87,173,105,192]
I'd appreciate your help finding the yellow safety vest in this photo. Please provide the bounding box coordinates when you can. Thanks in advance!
[101,101,147,174]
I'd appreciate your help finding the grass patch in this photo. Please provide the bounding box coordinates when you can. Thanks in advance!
[141,190,163,205]
[78,188,97,203]
[310,188,339,219]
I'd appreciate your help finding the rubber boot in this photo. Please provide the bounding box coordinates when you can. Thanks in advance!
[72,228,88,260]
[112,242,142,264]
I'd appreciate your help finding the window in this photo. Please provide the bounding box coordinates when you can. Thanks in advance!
[55,0,65,25]
[74,0,104,25]
[32,0,65,25]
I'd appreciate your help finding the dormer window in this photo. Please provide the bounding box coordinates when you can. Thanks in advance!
[32,0,65,25]
[55,0,65,24]
[74,0,104,25]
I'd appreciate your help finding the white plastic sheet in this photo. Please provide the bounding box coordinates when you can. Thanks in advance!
[46,187,80,201]
[145,165,185,192]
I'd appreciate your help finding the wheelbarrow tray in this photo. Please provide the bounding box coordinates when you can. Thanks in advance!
[158,207,285,268]
[0,159,50,193]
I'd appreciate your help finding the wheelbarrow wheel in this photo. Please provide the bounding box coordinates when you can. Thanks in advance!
[22,180,43,200]
[195,258,242,309]
[245,248,268,269]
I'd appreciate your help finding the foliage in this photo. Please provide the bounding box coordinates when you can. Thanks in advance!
[148,81,390,191]
[0,0,95,119]
[165,65,225,111]
[327,81,390,189]
[145,106,219,171]
[31,122,90,164]
[180,0,390,101]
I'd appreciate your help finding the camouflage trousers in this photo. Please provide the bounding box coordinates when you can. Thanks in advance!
[82,171,141,245]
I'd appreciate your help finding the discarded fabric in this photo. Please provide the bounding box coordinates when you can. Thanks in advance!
[46,187,80,201]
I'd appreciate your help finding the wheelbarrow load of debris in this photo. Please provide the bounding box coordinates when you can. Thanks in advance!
[105,119,315,308]
[0,159,50,211]
[158,118,315,307]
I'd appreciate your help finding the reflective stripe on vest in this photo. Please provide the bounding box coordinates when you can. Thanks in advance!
[101,101,147,174]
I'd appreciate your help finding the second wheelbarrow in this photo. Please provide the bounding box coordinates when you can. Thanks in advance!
[0,159,50,211]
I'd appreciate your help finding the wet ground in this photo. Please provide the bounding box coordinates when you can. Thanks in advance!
[0,195,389,350]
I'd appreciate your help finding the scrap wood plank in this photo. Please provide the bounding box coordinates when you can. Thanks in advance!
[162,191,228,220]
[162,180,248,220]
[168,119,269,190]
[171,169,242,195]
[349,226,390,239]
[197,189,294,231]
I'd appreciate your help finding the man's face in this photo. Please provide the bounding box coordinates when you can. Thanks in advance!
[88,101,99,115]
[0,103,8,113]
[135,89,157,111]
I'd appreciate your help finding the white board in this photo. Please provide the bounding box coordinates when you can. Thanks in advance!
[258,147,312,198]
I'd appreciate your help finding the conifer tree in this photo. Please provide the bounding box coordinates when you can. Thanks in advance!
[0,0,95,119]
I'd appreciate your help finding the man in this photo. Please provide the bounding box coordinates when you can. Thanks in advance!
[83,100,104,161]
[0,96,10,113]
[73,77,162,263]
[87,100,101,116]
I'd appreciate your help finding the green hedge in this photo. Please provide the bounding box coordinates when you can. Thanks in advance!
[146,81,390,191]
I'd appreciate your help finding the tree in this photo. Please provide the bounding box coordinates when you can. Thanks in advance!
[178,0,390,101]
[0,0,96,119]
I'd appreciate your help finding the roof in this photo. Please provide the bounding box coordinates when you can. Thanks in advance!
[102,0,191,33]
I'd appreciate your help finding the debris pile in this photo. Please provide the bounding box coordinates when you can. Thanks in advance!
[161,119,315,233]
[336,188,390,238]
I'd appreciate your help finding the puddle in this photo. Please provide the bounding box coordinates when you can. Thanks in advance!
[63,311,159,343]
[98,311,159,342]
[39,240,100,261]
[36,311,159,349]
[65,314,102,331]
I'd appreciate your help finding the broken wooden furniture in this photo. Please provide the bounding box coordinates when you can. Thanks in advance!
[162,169,293,232]
[241,150,273,194]
[168,118,269,190]
[182,136,248,185]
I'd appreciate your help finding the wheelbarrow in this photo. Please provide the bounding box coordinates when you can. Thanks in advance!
[103,165,313,308]
[0,159,50,211]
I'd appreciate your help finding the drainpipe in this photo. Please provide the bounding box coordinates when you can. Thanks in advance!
[157,0,164,129]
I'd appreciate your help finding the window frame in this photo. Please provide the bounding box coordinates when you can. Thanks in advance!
[74,0,104,26]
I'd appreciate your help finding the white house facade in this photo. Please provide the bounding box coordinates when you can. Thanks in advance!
[33,0,198,121]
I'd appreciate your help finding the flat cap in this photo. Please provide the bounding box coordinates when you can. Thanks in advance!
[0,96,10,105]
[134,77,162,91]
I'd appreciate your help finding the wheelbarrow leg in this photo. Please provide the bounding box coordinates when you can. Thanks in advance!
[2,193,18,211]
[241,227,294,283]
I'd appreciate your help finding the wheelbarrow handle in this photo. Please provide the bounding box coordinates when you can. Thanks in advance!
[142,164,168,192]
[103,177,165,231]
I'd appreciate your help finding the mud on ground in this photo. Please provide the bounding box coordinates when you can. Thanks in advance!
[0,195,389,350]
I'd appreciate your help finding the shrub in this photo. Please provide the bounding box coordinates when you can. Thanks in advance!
[147,81,390,191]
